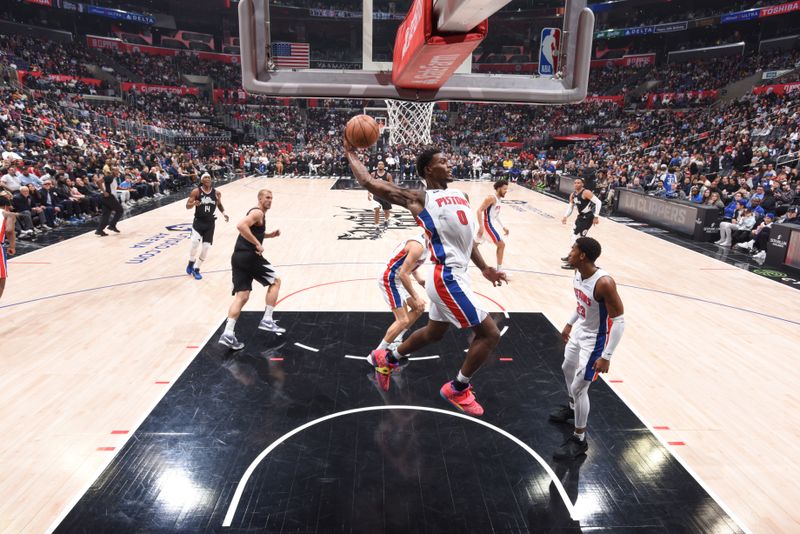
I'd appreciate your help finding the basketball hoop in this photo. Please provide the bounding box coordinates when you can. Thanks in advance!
[385,99,434,146]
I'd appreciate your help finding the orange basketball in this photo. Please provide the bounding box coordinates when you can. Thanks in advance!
[345,114,380,148]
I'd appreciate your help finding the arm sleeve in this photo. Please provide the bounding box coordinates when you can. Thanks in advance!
[601,315,625,360]
[566,311,580,326]
[590,194,602,216]
[564,196,574,217]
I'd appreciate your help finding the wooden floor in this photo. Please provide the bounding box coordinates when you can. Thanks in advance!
[1,176,798,533]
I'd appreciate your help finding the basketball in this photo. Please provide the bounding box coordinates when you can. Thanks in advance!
[345,114,380,148]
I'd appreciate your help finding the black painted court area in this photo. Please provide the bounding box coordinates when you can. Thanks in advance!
[56,312,740,533]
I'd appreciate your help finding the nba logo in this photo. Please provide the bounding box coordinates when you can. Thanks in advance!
[539,28,561,76]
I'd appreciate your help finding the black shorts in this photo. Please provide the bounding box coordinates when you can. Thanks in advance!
[192,220,215,244]
[573,215,594,237]
[231,250,278,294]
[374,196,392,210]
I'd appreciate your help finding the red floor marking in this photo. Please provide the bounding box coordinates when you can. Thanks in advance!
[270,357,284,361]
[154,381,170,384]
[654,426,670,430]
[499,357,513,362]
[96,447,116,451]
[276,278,373,305]
[474,292,507,312]
[186,345,199,349]
[609,379,624,383]
[110,430,129,435]
[668,441,686,446]
[276,278,508,313]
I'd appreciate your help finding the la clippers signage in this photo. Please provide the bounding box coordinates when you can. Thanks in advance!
[538,28,561,76]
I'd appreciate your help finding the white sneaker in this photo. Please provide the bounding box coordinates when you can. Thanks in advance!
[753,250,766,262]
[258,319,286,334]
[218,333,245,350]
[42,224,53,231]
[736,240,754,250]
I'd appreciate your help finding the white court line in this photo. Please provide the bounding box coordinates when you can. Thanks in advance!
[45,320,222,534]
[343,355,440,361]
[500,326,509,336]
[221,405,578,527]
[294,342,319,352]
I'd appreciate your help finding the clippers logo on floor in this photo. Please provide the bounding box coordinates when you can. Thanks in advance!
[127,224,192,264]
[336,207,417,240]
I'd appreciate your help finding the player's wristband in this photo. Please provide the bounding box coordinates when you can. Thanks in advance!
[566,311,580,326]
[601,315,625,360]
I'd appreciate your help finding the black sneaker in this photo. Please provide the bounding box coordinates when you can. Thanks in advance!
[95,230,108,236]
[560,256,569,261]
[107,226,120,233]
[553,435,588,460]
[548,405,575,423]
[560,263,574,270]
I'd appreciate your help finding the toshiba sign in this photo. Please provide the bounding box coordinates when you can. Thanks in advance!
[760,1,800,17]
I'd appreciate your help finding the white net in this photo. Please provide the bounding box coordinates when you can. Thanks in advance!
[384,99,435,146]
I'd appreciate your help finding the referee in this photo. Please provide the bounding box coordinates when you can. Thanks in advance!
[95,169,123,236]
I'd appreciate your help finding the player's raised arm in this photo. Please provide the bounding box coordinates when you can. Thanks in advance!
[344,137,423,213]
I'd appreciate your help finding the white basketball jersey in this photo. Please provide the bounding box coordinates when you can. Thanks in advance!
[381,235,427,280]
[416,189,476,273]
[572,268,611,336]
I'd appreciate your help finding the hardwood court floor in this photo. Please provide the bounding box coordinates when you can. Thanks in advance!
[1,177,798,533]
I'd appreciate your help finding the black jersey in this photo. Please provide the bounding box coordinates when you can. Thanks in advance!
[234,208,265,252]
[573,190,594,217]
[194,187,217,223]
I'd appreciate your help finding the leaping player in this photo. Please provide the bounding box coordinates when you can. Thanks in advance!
[561,178,601,269]
[345,138,507,416]
[186,172,228,280]
[476,179,510,273]
[373,233,428,388]
[0,196,17,301]
[549,237,625,459]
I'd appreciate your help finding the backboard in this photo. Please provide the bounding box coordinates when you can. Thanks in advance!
[238,0,594,104]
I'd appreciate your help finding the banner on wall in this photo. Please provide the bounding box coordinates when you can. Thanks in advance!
[474,54,654,75]
[585,95,624,105]
[86,35,240,63]
[17,70,102,87]
[760,1,800,18]
[753,81,800,95]
[121,82,199,95]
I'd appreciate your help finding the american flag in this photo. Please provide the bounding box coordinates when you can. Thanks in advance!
[271,42,310,69]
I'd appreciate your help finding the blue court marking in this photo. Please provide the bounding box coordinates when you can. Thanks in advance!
[1,262,798,326]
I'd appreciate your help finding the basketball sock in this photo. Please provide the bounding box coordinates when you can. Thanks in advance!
[263,305,274,321]
[497,264,503,271]
[393,329,407,343]
[452,371,471,391]
[377,339,390,350]
[193,258,203,270]
[224,318,236,336]
[573,431,586,442]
